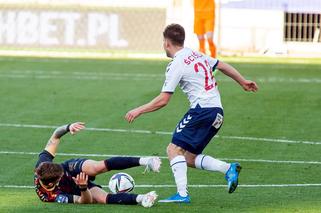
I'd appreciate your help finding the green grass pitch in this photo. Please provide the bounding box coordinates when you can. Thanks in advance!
[0,56,321,212]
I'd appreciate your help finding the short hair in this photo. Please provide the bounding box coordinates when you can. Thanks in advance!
[36,162,63,185]
[163,23,185,46]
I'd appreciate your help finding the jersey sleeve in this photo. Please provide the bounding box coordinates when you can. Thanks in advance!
[206,56,219,71]
[35,150,54,168]
[161,60,183,93]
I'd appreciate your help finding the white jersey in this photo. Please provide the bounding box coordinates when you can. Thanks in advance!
[161,47,222,109]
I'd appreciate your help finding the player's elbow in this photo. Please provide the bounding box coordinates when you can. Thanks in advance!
[158,93,172,107]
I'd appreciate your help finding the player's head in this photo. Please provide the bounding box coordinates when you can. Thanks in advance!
[163,24,185,57]
[36,162,63,189]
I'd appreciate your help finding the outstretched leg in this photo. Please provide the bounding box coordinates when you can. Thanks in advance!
[82,156,161,177]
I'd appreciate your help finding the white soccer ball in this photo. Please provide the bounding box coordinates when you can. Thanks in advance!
[108,172,135,193]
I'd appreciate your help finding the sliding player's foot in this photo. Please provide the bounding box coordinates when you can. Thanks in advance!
[144,157,161,173]
[141,191,158,208]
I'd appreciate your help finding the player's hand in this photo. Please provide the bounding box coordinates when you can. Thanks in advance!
[69,122,85,135]
[72,172,88,188]
[241,80,258,92]
[125,108,141,123]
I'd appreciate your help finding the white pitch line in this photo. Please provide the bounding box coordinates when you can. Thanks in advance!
[0,151,153,159]
[0,56,319,67]
[0,122,320,145]
[1,151,321,165]
[219,135,321,145]
[2,183,321,189]
[10,70,164,78]
[0,74,159,81]
[0,70,321,83]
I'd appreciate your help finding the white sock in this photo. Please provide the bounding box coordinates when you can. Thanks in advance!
[136,194,144,203]
[195,154,230,174]
[170,155,188,197]
[139,157,149,166]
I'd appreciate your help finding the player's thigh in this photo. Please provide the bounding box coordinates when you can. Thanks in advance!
[89,186,108,204]
[82,160,107,176]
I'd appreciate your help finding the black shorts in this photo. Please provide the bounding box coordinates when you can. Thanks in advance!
[60,158,101,189]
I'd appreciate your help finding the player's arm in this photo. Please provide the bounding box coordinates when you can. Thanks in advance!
[72,172,93,204]
[125,60,180,123]
[125,92,172,123]
[45,122,85,157]
[216,61,259,92]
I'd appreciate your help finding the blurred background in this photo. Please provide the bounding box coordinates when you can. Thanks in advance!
[0,0,320,59]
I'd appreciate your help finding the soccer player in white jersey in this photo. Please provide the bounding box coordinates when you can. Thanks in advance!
[125,24,258,203]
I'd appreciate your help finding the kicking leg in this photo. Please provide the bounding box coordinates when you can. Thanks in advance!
[187,151,230,173]
[185,151,241,193]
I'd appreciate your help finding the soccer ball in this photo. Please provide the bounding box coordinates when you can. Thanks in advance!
[108,172,135,193]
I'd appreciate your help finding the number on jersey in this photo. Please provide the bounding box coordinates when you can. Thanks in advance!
[194,60,215,91]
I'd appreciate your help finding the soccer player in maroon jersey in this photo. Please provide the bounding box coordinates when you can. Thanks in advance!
[34,122,159,207]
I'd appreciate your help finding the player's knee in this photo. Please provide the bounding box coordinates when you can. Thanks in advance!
[186,160,194,167]
[93,194,107,204]
[92,163,105,174]
[207,39,214,44]
[166,143,177,156]
[167,143,184,159]
[185,155,196,167]
[166,144,172,157]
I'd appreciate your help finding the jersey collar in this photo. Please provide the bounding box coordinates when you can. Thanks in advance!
[173,47,186,58]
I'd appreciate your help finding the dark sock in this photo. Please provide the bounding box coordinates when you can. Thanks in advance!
[106,193,138,205]
[104,157,140,170]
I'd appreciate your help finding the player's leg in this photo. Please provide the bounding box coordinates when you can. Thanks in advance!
[168,143,189,196]
[197,34,206,54]
[89,186,158,208]
[159,110,198,203]
[185,151,238,193]
[186,150,242,193]
[81,156,161,177]
[206,32,216,58]
[158,143,190,203]
[185,151,230,173]
[194,17,206,53]
[205,16,216,58]
[184,107,241,193]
